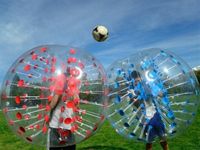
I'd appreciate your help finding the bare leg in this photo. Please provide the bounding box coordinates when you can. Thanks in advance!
[160,140,168,150]
[146,143,153,150]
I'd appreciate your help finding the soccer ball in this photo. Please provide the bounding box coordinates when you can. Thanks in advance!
[92,25,108,42]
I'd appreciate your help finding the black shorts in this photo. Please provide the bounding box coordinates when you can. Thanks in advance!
[144,112,166,143]
[48,127,76,149]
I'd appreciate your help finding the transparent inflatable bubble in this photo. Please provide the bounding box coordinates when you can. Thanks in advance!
[0,45,107,147]
[105,48,200,142]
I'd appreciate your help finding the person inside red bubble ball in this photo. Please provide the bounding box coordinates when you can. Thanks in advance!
[47,69,80,150]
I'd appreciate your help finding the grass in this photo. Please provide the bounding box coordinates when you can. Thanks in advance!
[0,108,200,150]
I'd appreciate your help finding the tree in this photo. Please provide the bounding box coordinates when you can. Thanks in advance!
[194,70,200,85]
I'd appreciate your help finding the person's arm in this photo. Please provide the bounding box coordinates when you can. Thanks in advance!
[74,93,80,107]
[158,92,163,97]
[49,73,66,109]
[49,94,60,109]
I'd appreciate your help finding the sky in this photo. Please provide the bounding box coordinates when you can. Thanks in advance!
[0,0,200,87]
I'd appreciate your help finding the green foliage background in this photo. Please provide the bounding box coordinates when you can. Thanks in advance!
[195,70,200,84]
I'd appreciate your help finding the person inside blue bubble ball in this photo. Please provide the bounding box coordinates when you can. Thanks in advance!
[128,70,174,150]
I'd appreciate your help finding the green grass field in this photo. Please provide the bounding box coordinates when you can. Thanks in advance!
[0,108,200,150]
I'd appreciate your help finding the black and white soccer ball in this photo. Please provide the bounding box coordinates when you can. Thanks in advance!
[92,25,109,42]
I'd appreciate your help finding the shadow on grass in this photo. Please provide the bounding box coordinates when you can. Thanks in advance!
[79,145,128,150]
